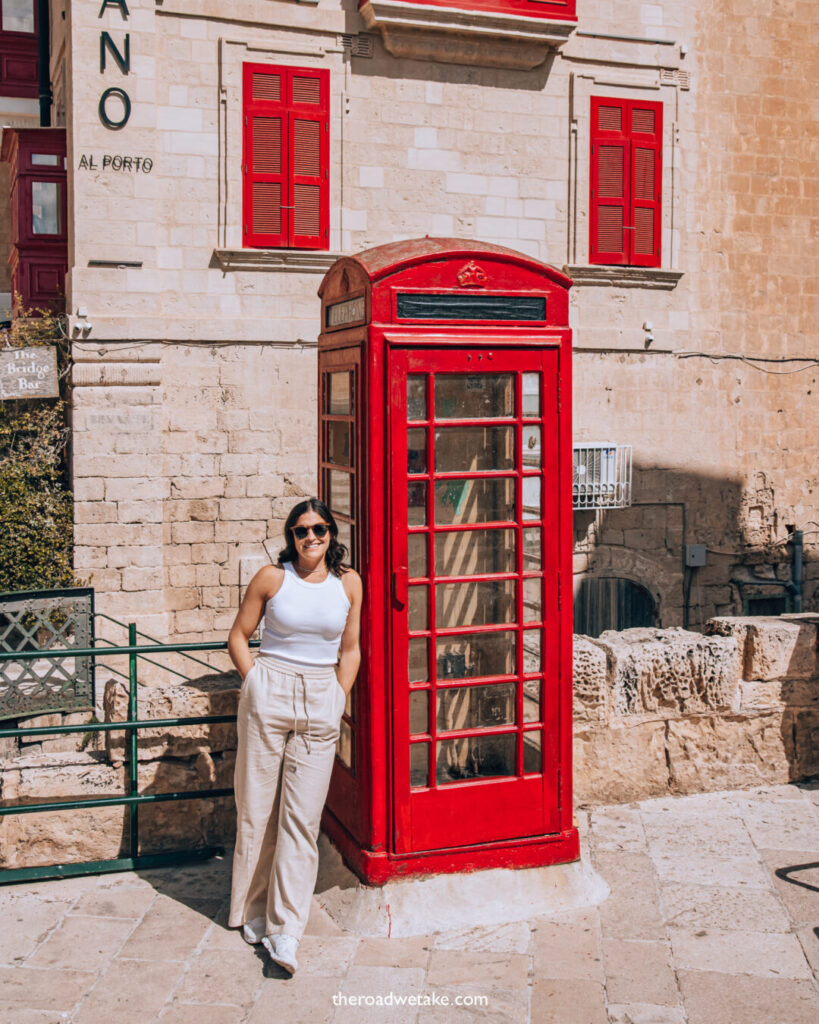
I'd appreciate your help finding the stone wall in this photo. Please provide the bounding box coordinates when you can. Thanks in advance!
[574,616,819,804]
[2,616,816,868]
[60,0,818,637]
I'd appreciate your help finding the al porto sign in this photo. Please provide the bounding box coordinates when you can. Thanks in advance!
[98,0,132,131]
[0,347,59,400]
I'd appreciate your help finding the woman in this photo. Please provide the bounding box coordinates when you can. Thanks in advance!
[227,498,362,974]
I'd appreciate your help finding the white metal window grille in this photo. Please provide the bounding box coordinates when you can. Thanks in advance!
[572,443,632,510]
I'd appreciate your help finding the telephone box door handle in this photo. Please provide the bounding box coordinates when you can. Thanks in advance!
[393,566,408,608]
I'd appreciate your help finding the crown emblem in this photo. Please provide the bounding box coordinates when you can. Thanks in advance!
[457,261,487,288]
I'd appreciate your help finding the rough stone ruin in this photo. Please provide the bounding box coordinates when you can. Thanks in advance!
[1,616,817,868]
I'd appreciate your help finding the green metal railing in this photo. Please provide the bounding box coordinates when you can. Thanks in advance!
[0,629,253,885]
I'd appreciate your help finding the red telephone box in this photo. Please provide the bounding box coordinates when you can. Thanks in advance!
[317,238,577,883]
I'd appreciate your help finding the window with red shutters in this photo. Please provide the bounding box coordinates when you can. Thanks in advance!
[243,63,329,250]
[589,97,662,268]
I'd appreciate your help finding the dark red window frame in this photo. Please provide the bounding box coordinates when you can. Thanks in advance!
[242,62,329,251]
[589,97,662,268]
[0,0,38,99]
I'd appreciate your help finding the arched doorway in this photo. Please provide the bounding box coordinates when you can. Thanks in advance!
[573,576,657,638]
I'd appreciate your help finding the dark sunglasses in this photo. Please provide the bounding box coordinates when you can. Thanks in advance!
[292,523,330,540]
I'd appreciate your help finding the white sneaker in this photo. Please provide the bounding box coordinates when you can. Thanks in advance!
[262,933,299,974]
[241,916,265,945]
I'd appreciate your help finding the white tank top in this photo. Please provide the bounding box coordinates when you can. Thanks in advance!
[259,562,351,666]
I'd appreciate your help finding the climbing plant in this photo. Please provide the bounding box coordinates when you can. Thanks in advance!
[0,308,74,593]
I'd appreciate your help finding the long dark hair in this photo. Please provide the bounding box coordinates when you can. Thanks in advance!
[278,498,349,578]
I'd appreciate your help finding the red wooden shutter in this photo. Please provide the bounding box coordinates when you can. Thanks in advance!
[244,64,286,247]
[629,102,662,268]
[287,68,329,249]
[590,98,629,265]
[243,64,329,250]
[590,97,662,268]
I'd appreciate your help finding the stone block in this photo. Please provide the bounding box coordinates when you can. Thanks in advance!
[595,628,740,717]
[0,747,237,869]
[103,673,239,761]
[574,720,668,805]
[707,616,819,680]
[573,636,608,722]
[665,712,792,793]
[0,753,127,867]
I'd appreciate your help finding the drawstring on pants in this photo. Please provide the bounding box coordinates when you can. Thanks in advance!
[291,672,312,755]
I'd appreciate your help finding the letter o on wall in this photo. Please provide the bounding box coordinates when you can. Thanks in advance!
[99,87,131,130]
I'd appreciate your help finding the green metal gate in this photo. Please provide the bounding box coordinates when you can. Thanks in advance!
[0,625,250,885]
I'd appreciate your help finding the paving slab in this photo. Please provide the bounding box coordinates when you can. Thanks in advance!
[669,925,813,979]
[0,965,98,1011]
[71,958,186,1024]
[530,977,608,1024]
[659,882,791,933]
[26,914,135,970]
[172,947,265,1009]
[607,1005,687,1024]
[531,916,604,980]
[430,920,531,953]
[116,893,215,960]
[0,893,75,964]
[677,970,819,1024]
[601,938,680,1006]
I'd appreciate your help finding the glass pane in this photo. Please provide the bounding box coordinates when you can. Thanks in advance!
[436,631,515,680]
[523,730,542,773]
[2,0,34,33]
[408,534,427,578]
[335,520,352,562]
[407,374,427,420]
[337,719,353,769]
[408,429,427,474]
[408,586,428,632]
[523,629,542,674]
[435,528,515,578]
[436,734,515,785]
[435,426,514,473]
[436,579,516,629]
[328,371,351,414]
[31,181,61,234]
[408,638,428,682]
[522,373,540,416]
[327,421,351,466]
[523,527,541,571]
[523,678,540,723]
[32,153,60,166]
[437,682,515,732]
[522,477,541,521]
[409,690,428,735]
[408,481,426,526]
[522,426,541,468]
[523,577,541,623]
[328,470,352,517]
[410,743,429,788]
[434,478,514,526]
[434,374,514,420]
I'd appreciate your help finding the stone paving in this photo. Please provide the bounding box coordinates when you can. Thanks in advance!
[1,781,817,1024]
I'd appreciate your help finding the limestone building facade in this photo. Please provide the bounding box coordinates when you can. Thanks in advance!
[27,0,817,640]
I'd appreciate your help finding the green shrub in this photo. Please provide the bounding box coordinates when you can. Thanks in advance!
[0,309,74,593]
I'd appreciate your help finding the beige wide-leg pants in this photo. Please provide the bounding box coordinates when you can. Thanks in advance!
[228,653,345,940]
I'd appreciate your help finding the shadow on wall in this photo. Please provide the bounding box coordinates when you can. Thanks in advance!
[572,463,814,635]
